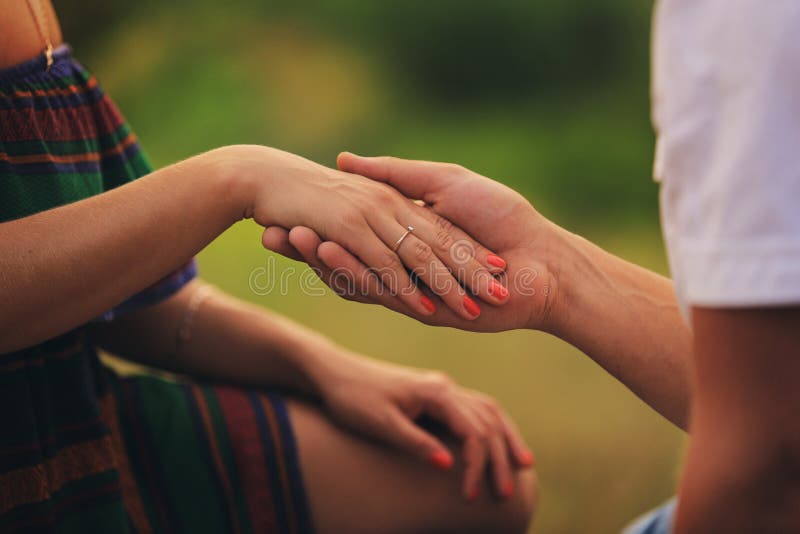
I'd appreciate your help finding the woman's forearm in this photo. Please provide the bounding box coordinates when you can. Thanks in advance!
[91,280,341,396]
[0,147,247,352]
[547,228,693,428]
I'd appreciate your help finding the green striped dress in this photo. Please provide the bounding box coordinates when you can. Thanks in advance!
[0,45,313,534]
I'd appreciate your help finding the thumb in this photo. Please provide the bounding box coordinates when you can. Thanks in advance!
[337,152,454,203]
[384,409,454,471]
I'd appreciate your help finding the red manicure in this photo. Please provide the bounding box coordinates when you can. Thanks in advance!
[420,295,437,313]
[488,280,509,299]
[520,450,536,467]
[430,450,454,470]
[463,296,481,317]
[487,254,506,269]
[503,481,514,499]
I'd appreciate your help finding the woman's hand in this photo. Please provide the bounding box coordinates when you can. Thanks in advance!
[228,146,510,320]
[316,349,534,500]
[263,152,569,333]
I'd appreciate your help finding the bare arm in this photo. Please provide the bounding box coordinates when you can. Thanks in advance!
[90,279,335,396]
[675,307,800,532]
[0,147,244,352]
[1,145,509,353]
[550,230,692,428]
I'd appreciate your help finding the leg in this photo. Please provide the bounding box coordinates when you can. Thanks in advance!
[288,399,537,534]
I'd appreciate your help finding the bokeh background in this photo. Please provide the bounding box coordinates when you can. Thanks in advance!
[60,1,684,532]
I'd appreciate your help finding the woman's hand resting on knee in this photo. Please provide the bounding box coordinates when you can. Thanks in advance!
[311,348,534,501]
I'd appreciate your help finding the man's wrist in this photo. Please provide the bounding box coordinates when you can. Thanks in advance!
[524,221,590,336]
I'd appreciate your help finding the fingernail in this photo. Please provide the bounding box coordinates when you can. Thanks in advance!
[488,280,509,299]
[487,254,506,269]
[420,295,437,313]
[521,450,536,467]
[429,450,453,470]
[467,487,479,502]
[503,481,514,499]
[463,296,481,317]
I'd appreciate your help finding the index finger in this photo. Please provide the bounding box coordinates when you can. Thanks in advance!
[337,152,457,203]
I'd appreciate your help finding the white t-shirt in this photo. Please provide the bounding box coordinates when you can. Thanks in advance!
[652,0,800,315]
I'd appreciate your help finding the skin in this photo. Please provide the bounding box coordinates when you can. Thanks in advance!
[0,146,509,352]
[0,0,63,68]
[3,5,537,529]
[267,153,692,428]
[268,154,800,530]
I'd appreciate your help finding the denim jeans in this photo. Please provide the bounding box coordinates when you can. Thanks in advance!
[622,498,676,534]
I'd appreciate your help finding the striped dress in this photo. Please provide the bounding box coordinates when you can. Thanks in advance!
[0,45,313,534]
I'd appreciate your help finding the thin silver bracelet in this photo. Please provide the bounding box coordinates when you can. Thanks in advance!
[176,283,214,350]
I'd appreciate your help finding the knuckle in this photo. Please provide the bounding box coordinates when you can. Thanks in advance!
[380,249,403,271]
[489,418,504,435]
[474,426,490,441]
[371,183,396,205]
[414,241,434,263]
[435,227,454,253]
[338,210,366,231]
[434,214,455,234]
[425,371,454,393]
[443,162,467,177]
[483,398,500,414]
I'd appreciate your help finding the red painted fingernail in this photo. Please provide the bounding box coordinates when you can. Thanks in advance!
[503,481,514,499]
[420,295,437,313]
[467,487,479,502]
[429,451,453,470]
[463,296,481,317]
[487,254,506,269]
[488,280,509,299]
[521,450,536,467]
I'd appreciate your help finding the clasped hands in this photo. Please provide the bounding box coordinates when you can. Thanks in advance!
[258,151,561,334]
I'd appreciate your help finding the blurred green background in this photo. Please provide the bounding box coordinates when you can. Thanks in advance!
[61,0,683,531]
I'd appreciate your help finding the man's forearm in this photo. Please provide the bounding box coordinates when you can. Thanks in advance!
[91,280,342,397]
[546,228,692,428]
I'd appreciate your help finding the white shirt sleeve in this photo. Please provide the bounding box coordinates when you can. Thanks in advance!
[652,0,800,310]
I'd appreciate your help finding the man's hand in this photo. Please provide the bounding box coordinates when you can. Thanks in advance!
[263,153,566,333]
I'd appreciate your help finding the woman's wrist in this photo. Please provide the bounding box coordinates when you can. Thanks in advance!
[202,144,274,223]
[261,322,357,400]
